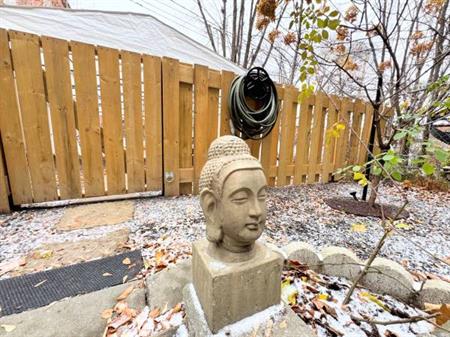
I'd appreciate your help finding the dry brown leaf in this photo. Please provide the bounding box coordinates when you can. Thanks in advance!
[109,312,132,330]
[114,301,128,314]
[122,257,131,265]
[116,285,134,301]
[172,303,182,314]
[436,303,450,326]
[149,307,161,318]
[155,250,165,265]
[101,308,113,319]
[19,257,27,266]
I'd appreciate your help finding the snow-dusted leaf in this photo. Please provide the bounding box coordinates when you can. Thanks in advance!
[1,324,16,332]
[351,223,367,232]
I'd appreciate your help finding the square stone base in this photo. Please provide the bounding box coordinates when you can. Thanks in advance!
[192,239,283,333]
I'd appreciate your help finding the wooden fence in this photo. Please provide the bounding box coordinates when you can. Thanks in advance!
[0,29,376,212]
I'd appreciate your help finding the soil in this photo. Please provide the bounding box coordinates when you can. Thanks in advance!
[324,197,410,219]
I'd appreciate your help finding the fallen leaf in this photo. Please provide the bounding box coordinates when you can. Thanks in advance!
[149,307,160,318]
[173,303,182,313]
[103,272,112,277]
[117,285,134,301]
[351,223,367,232]
[279,320,287,329]
[101,308,113,319]
[18,257,27,266]
[155,250,165,265]
[359,291,389,311]
[1,324,16,332]
[395,222,411,230]
[33,279,47,288]
[109,312,132,330]
[435,303,450,326]
[122,258,131,265]
[317,293,329,301]
[114,301,128,314]
[122,275,128,283]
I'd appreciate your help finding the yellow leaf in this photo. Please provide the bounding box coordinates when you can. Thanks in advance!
[358,178,368,186]
[395,222,411,230]
[281,279,291,290]
[155,250,165,265]
[359,291,389,311]
[287,291,298,305]
[317,293,329,301]
[351,223,367,232]
[281,280,298,305]
[336,123,345,131]
[353,172,365,181]
[1,325,16,332]
[436,303,450,326]
[122,257,131,265]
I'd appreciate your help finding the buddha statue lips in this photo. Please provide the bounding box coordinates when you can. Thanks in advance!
[199,136,267,254]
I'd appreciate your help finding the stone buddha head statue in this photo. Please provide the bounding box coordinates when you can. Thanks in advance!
[199,136,267,254]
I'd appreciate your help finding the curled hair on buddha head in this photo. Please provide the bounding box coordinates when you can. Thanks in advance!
[199,136,263,243]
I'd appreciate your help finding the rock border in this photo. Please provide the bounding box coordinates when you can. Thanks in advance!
[280,241,450,307]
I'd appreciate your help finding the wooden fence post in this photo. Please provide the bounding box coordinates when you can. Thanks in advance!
[0,136,11,213]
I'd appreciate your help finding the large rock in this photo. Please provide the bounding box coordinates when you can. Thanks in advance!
[361,257,415,302]
[320,246,362,281]
[192,239,283,333]
[0,280,146,337]
[283,241,321,271]
[182,283,315,337]
[146,258,192,309]
[419,279,450,306]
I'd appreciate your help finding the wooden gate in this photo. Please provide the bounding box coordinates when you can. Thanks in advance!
[0,30,163,209]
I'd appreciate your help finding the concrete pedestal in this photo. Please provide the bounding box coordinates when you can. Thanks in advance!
[192,239,283,333]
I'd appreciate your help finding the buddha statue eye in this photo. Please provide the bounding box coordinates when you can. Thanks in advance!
[231,190,249,203]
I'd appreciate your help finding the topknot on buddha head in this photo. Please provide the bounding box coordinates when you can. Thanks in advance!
[199,136,261,196]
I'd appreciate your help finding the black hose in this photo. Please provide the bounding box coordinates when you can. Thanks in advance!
[228,67,279,140]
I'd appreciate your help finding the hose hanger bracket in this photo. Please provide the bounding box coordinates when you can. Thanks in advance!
[228,67,279,140]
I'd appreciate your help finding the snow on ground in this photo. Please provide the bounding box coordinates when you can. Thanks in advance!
[0,182,449,277]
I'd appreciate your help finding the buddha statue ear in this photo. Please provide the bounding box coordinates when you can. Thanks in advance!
[200,188,223,243]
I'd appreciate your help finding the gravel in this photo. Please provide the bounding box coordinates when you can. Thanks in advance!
[0,182,449,277]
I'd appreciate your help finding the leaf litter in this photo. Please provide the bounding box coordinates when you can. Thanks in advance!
[282,260,437,337]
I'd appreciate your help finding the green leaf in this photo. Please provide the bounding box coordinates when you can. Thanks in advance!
[322,30,329,39]
[329,10,339,17]
[382,154,395,161]
[300,71,307,82]
[435,148,448,164]
[352,165,362,172]
[328,19,340,30]
[317,18,326,28]
[372,166,382,176]
[289,20,294,30]
[307,67,315,74]
[422,162,435,175]
[391,171,402,181]
[393,131,407,141]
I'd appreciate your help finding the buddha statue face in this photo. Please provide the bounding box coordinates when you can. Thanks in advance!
[199,136,267,254]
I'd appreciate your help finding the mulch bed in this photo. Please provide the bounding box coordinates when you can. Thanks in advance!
[324,197,410,219]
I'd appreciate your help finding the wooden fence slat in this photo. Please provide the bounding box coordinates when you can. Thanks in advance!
[143,55,163,192]
[293,95,314,185]
[260,85,284,186]
[307,92,327,183]
[349,99,364,164]
[193,64,209,194]
[322,95,339,182]
[208,87,219,146]
[98,46,126,195]
[0,137,10,213]
[179,82,193,194]
[71,41,105,197]
[277,87,297,186]
[334,97,352,170]
[42,36,82,200]
[358,103,373,164]
[220,71,235,136]
[122,51,145,193]
[162,57,180,196]
[10,31,57,202]
[0,30,33,204]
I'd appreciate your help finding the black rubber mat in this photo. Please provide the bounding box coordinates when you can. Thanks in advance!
[0,250,143,317]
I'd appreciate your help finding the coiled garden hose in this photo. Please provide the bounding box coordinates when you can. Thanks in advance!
[228,67,279,140]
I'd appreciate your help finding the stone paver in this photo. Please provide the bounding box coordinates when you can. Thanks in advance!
[0,280,146,337]
[56,200,134,231]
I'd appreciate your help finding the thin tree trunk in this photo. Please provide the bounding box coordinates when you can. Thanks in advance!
[368,175,381,207]
[243,0,257,68]
[236,0,245,65]
[196,0,217,52]
[221,0,227,58]
[231,0,238,62]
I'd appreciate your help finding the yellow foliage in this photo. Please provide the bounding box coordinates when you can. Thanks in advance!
[359,291,389,311]
[351,223,367,232]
